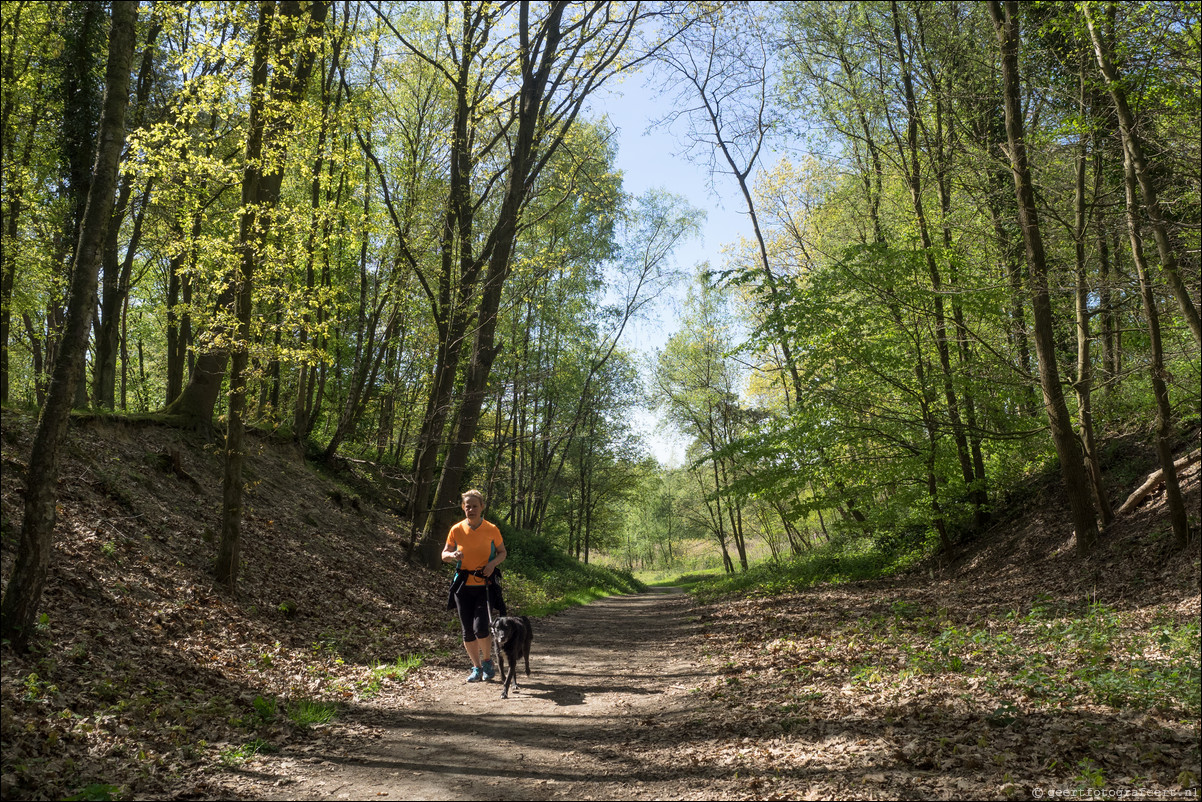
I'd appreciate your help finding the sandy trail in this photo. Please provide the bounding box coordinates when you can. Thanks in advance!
[251,588,707,801]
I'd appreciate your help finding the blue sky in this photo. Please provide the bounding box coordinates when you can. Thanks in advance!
[586,72,762,466]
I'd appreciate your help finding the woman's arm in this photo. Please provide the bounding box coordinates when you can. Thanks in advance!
[484,542,506,575]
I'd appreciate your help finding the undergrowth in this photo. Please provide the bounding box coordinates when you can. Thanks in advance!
[817,597,1202,718]
[689,535,917,602]
[689,529,1201,719]
[495,522,645,616]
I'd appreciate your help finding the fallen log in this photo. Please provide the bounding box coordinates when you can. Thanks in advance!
[1116,448,1202,515]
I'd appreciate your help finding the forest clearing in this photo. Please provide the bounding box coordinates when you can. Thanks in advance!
[2,2,1200,799]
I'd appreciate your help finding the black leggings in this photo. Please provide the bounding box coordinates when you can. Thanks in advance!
[453,584,491,643]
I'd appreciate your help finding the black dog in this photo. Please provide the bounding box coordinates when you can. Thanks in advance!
[490,615,532,699]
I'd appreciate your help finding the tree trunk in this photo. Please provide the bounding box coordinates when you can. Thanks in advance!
[1,0,136,650]
[95,179,151,408]
[167,2,327,432]
[1,54,46,405]
[215,0,329,589]
[989,0,1099,555]
[94,19,159,408]
[404,13,483,548]
[920,14,989,530]
[417,2,567,562]
[890,2,979,524]
[1083,5,1201,347]
[1073,86,1112,525]
[1120,148,1190,548]
[1094,150,1119,387]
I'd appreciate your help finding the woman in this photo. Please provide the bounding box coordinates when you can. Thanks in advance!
[442,489,507,682]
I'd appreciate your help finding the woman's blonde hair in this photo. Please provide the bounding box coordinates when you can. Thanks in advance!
[461,489,486,507]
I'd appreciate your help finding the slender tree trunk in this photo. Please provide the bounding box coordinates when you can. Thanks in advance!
[914,4,990,530]
[989,0,1099,555]
[1120,149,1190,547]
[95,19,159,408]
[890,2,978,519]
[1094,150,1119,387]
[1084,4,1201,347]
[1,63,45,405]
[215,1,274,589]
[1,1,136,649]
[164,215,196,407]
[1074,81,1112,525]
[323,305,398,461]
[95,180,151,408]
[215,0,329,589]
[976,95,1039,416]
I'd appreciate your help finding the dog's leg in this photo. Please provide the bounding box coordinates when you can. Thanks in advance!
[491,630,504,684]
[521,617,532,678]
[500,660,512,699]
[493,644,505,685]
[523,622,532,678]
[503,642,521,698]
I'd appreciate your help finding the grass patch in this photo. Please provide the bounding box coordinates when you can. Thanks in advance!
[359,654,422,698]
[642,569,725,589]
[812,596,1201,717]
[495,522,645,615]
[65,784,123,802]
[252,694,277,723]
[218,738,276,766]
[689,536,912,602]
[517,585,613,617]
[286,698,337,728]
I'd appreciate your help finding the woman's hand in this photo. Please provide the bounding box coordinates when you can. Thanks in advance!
[483,544,506,575]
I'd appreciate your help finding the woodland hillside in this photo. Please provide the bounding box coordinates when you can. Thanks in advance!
[0,407,459,799]
[0,405,638,799]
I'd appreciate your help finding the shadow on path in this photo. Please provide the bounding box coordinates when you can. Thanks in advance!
[255,590,707,801]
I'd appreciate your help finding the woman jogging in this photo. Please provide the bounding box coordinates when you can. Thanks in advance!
[442,489,507,682]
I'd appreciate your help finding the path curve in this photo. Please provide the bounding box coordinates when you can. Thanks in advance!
[255,588,707,801]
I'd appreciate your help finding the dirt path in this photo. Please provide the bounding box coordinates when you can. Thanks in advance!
[247,588,708,801]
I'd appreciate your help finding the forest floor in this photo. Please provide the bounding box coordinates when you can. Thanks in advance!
[1,407,1200,800]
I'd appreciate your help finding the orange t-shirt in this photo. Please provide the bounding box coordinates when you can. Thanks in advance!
[445,519,503,586]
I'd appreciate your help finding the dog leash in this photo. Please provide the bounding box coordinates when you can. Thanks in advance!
[484,575,504,673]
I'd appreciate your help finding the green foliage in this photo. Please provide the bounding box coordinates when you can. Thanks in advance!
[496,520,645,616]
[359,654,422,698]
[218,738,276,766]
[65,784,123,802]
[285,698,337,728]
[251,695,277,723]
[689,536,916,603]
